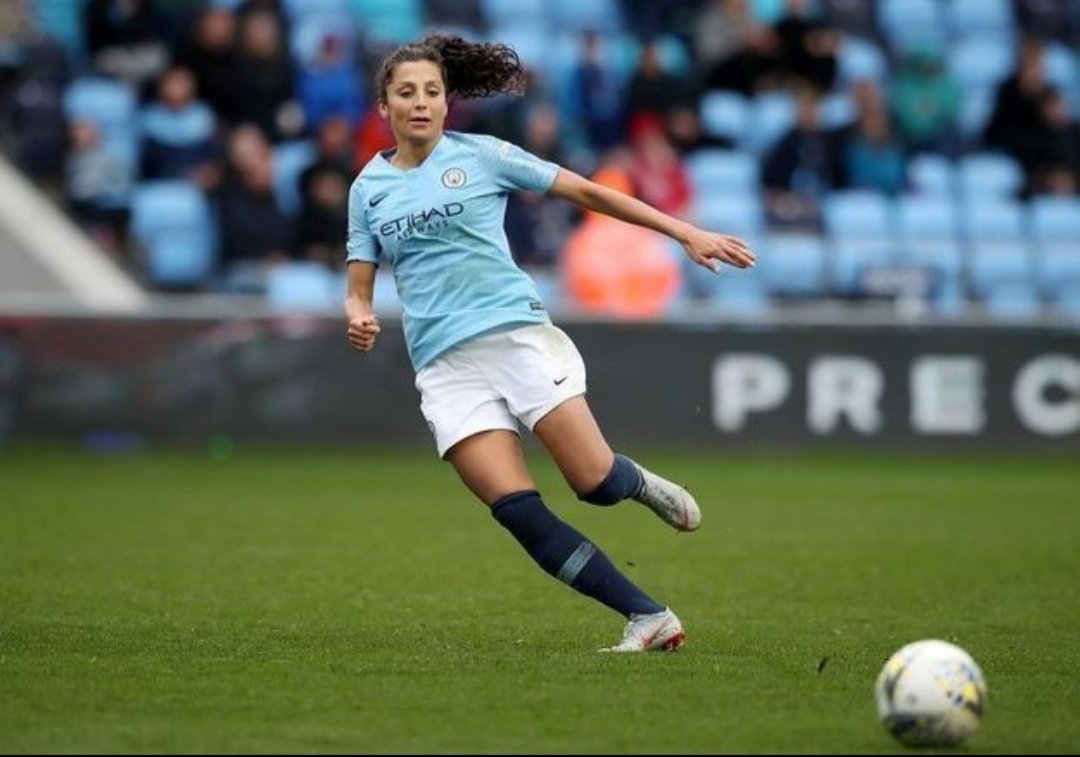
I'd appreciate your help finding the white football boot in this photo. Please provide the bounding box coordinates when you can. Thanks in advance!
[631,464,701,532]
[599,608,686,653]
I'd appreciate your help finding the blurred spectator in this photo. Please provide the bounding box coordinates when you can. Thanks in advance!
[229,9,300,141]
[818,0,877,39]
[216,124,296,289]
[692,0,755,73]
[1025,89,1080,196]
[84,0,168,93]
[562,163,682,318]
[624,38,696,122]
[65,119,135,256]
[773,0,840,93]
[139,65,220,188]
[177,6,237,122]
[505,103,579,269]
[704,23,783,96]
[352,102,396,169]
[6,38,69,177]
[1015,0,1077,44]
[843,107,906,195]
[626,112,694,218]
[889,50,961,156]
[295,164,348,267]
[763,87,841,226]
[984,37,1051,162]
[665,103,733,154]
[424,0,486,31]
[297,30,364,132]
[299,114,355,200]
[569,31,624,151]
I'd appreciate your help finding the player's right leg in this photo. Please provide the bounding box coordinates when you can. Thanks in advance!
[444,430,673,642]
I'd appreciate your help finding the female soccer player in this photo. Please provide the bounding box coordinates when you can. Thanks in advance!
[344,35,755,652]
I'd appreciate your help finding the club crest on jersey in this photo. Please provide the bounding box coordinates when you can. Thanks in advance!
[441,168,467,188]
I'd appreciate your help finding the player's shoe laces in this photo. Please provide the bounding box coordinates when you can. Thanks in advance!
[631,464,701,532]
[599,608,686,653]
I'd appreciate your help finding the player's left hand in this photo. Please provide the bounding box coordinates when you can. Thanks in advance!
[681,229,756,273]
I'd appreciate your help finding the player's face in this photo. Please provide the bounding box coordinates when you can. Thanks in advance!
[381,60,447,145]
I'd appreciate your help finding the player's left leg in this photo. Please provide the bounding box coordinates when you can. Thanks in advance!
[532,396,701,532]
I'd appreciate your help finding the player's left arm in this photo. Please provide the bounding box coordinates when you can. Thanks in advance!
[548,167,755,272]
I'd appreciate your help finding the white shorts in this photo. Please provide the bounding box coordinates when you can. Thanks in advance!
[415,323,588,457]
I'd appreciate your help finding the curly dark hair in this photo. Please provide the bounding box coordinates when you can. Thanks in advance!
[376,34,527,103]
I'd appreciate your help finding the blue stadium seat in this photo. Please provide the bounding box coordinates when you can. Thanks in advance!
[487,26,548,74]
[838,37,889,84]
[548,0,622,33]
[63,77,138,147]
[967,242,1034,298]
[480,0,548,30]
[32,0,87,62]
[895,195,959,241]
[349,0,423,44]
[1034,243,1080,299]
[700,91,751,143]
[272,140,317,216]
[831,238,896,294]
[879,0,945,53]
[266,262,343,312]
[282,0,348,21]
[955,87,997,142]
[823,191,893,239]
[1044,42,1079,96]
[981,282,1043,321]
[819,92,856,129]
[900,240,965,296]
[742,92,796,155]
[685,149,760,195]
[706,274,771,318]
[945,0,1016,39]
[130,181,217,288]
[1050,284,1080,320]
[757,234,827,297]
[949,38,1016,91]
[1029,197,1080,243]
[693,193,764,237]
[907,154,956,197]
[960,198,1027,241]
[957,153,1025,199]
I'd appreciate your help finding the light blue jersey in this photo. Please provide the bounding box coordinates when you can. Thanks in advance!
[347,131,560,371]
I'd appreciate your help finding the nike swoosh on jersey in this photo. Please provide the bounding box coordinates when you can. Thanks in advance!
[369,191,390,207]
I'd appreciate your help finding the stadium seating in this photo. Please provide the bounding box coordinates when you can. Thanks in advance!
[823,191,893,239]
[757,234,828,297]
[700,92,751,144]
[957,153,1026,199]
[895,195,960,242]
[907,154,956,197]
[266,261,343,312]
[130,181,217,289]
[272,141,317,217]
[959,198,1027,242]
[685,149,760,195]
[1029,197,1080,243]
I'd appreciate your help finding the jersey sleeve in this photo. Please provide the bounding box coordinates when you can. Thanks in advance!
[469,133,560,193]
[345,178,379,264]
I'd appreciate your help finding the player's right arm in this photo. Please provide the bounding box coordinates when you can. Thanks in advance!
[345,261,380,353]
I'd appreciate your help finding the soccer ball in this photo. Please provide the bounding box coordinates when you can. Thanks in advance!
[875,639,988,747]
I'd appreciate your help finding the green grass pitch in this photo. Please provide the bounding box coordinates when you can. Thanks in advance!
[2,445,1078,754]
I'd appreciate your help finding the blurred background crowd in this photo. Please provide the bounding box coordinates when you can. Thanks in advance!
[1,0,1079,320]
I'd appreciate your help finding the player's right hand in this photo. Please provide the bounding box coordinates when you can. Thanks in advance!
[347,314,381,352]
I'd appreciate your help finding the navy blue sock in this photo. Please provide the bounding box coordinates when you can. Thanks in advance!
[579,454,644,506]
[491,490,664,618]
